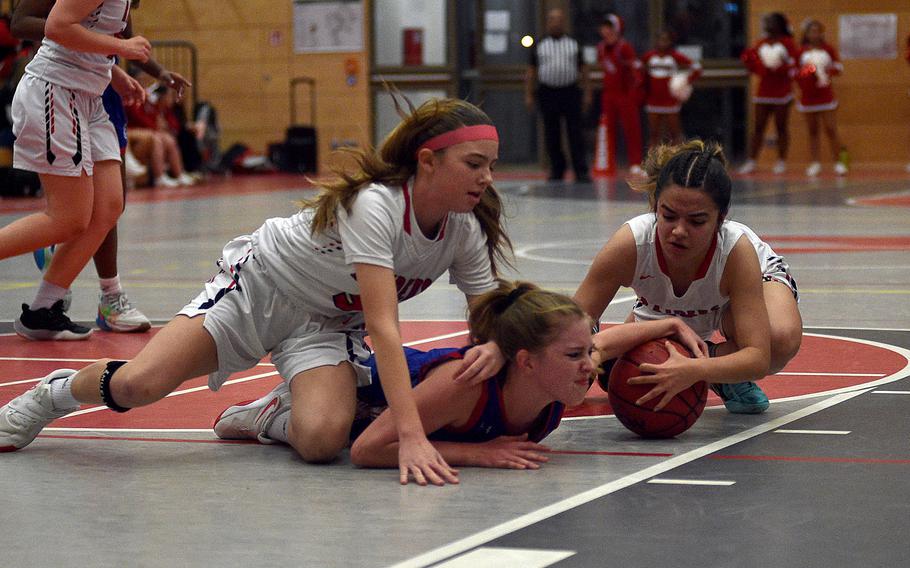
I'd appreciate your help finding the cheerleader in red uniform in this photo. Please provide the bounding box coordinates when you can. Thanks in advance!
[796,20,847,177]
[641,30,702,147]
[597,14,644,175]
[738,12,798,175]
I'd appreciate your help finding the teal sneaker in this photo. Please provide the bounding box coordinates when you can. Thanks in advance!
[710,382,770,414]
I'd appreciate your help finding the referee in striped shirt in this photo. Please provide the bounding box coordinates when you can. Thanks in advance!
[525,8,591,182]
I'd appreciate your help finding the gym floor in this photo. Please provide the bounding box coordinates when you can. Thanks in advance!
[1,168,908,567]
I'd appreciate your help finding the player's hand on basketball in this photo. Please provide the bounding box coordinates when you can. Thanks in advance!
[479,434,550,470]
[398,435,459,486]
[630,341,698,411]
[453,341,504,385]
[670,321,709,358]
[159,70,191,102]
[121,35,152,62]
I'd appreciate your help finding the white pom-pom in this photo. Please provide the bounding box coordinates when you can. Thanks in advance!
[803,48,832,87]
[668,73,693,102]
[758,42,787,69]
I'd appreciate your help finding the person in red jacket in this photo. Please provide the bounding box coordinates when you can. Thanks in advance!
[738,12,798,175]
[795,19,847,177]
[597,13,644,175]
[641,30,702,147]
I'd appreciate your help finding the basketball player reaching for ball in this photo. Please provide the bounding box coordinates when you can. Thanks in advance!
[214,281,703,483]
[0,98,509,486]
[0,0,151,338]
[574,140,802,413]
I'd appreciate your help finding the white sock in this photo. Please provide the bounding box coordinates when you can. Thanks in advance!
[266,410,290,443]
[49,373,81,410]
[31,280,69,310]
[99,275,122,296]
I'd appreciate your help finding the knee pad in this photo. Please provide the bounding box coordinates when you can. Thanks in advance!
[99,360,130,413]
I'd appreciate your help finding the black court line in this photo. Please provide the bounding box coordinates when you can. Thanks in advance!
[396,329,910,568]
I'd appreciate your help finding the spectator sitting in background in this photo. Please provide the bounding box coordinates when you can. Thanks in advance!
[156,86,204,179]
[126,82,195,187]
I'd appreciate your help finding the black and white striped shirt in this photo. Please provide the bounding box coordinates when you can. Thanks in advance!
[531,34,583,88]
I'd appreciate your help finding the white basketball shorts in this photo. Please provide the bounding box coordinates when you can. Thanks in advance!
[11,74,120,177]
[178,236,373,391]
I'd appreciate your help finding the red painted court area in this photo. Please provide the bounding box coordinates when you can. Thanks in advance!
[0,323,906,430]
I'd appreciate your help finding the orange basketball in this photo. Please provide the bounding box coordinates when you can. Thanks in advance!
[607,339,708,438]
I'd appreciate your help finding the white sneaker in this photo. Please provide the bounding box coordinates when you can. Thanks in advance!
[737,159,756,175]
[97,292,151,333]
[805,162,821,177]
[772,160,787,175]
[155,175,181,188]
[833,162,848,176]
[0,369,78,452]
[213,382,290,444]
[124,148,147,179]
[176,172,196,186]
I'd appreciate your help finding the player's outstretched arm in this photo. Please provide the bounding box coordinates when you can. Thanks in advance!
[574,224,637,323]
[594,317,708,362]
[356,263,459,486]
[351,360,548,470]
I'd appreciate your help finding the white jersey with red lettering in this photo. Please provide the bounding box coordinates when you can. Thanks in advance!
[251,180,496,321]
[626,213,795,340]
[24,0,130,96]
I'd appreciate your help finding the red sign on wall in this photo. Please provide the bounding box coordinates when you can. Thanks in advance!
[403,28,423,66]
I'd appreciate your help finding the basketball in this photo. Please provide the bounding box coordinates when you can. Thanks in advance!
[608,339,708,438]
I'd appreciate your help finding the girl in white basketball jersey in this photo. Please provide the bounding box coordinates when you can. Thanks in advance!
[0,97,512,486]
[575,140,802,414]
[0,0,151,340]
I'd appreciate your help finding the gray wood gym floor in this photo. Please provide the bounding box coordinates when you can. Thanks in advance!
[1,170,909,567]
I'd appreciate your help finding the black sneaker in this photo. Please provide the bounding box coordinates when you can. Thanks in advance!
[13,301,93,341]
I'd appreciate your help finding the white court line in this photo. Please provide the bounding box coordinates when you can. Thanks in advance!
[776,372,883,377]
[803,325,910,332]
[61,370,280,419]
[565,332,910,423]
[646,479,736,486]
[0,330,470,389]
[390,388,872,568]
[404,330,467,346]
[45,428,213,433]
[872,390,910,395]
[436,547,574,568]
[774,429,850,435]
[770,332,910,404]
[516,238,910,271]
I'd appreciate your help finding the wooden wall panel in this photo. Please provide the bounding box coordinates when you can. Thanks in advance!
[132,0,370,173]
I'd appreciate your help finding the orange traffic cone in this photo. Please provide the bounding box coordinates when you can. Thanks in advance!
[592,113,616,178]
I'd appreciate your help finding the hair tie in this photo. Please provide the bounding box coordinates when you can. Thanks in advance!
[495,287,527,314]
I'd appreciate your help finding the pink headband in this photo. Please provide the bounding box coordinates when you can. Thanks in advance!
[418,125,499,153]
